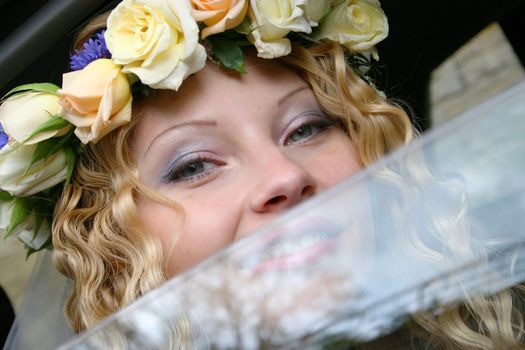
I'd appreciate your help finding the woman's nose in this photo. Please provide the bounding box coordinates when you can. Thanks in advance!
[250,152,317,213]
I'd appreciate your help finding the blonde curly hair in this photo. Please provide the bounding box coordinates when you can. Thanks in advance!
[52,13,524,349]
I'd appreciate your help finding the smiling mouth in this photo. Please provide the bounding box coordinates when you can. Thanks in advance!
[240,219,342,272]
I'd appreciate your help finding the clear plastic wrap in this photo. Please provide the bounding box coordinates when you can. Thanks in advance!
[7,81,525,349]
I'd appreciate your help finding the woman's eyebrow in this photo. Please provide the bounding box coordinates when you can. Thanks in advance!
[145,119,217,156]
[277,86,310,107]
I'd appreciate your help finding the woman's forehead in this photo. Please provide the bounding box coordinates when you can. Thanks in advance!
[131,58,312,156]
[137,59,308,122]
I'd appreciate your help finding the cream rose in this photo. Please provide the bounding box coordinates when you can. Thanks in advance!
[248,0,311,58]
[303,0,330,26]
[0,91,69,145]
[0,143,67,197]
[192,0,249,39]
[105,0,207,90]
[313,0,388,58]
[59,59,132,144]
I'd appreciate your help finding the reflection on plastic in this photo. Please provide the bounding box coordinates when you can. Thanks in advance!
[29,82,525,348]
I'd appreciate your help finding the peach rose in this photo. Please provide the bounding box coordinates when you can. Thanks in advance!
[58,59,132,144]
[192,0,249,39]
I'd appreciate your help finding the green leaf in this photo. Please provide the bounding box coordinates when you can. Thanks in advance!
[5,198,31,238]
[0,191,13,201]
[25,129,76,172]
[2,83,60,100]
[234,17,251,35]
[27,138,59,169]
[25,246,37,259]
[131,82,152,97]
[23,116,70,144]
[209,36,246,74]
[32,214,45,240]
[64,147,77,184]
[127,73,140,85]
[24,233,52,258]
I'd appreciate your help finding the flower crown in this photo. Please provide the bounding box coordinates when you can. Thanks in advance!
[0,0,388,254]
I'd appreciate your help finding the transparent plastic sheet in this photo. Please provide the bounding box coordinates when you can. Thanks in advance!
[53,80,525,349]
[4,252,74,350]
[7,81,525,349]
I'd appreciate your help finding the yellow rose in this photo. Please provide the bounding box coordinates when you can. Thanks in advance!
[0,91,69,144]
[105,0,206,90]
[314,0,388,59]
[192,0,249,39]
[58,59,132,144]
[248,0,311,59]
[0,143,67,196]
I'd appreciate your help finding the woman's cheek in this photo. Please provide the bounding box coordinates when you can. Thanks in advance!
[138,200,184,249]
[322,142,362,184]
[295,132,361,187]
[148,193,240,276]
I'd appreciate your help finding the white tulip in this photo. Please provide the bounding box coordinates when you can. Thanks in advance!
[0,143,67,197]
[0,91,67,144]
[0,200,11,232]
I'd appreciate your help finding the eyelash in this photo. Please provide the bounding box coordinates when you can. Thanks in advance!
[163,114,337,184]
[283,114,337,146]
[162,154,222,184]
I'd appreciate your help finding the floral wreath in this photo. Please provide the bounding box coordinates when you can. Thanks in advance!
[0,0,388,254]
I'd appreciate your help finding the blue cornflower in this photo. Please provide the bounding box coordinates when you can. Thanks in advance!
[0,123,8,150]
[69,30,111,71]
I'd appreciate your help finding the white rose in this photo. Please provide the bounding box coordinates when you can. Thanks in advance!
[0,91,69,145]
[303,0,330,26]
[313,0,388,59]
[0,200,50,251]
[248,0,311,58]
[0,143,67,197]
[105,0,207,90]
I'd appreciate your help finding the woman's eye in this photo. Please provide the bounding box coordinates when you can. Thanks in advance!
[288,125,317,142]
[179,161,207,178]
[163,156,220,183]
[284,116,336,145]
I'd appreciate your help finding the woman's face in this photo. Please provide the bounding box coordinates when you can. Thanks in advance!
[132,59,361,276]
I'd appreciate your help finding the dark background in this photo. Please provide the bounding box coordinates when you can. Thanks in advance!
[380,1,525,130]
[0,1,525,345]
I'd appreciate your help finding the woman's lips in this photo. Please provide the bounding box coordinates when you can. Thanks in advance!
[251,235,339,272]
[240,219,342,272]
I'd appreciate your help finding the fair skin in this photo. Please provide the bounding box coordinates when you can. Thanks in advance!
[133,59,361,276]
